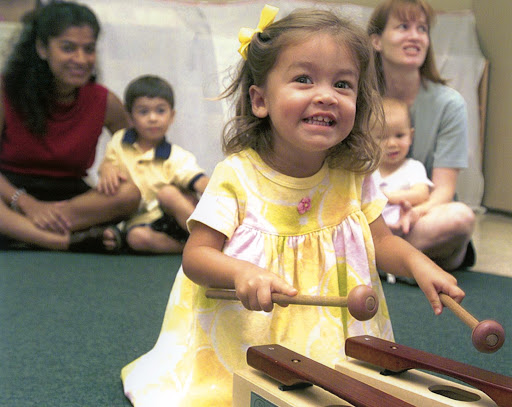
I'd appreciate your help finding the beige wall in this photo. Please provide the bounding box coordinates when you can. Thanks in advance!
[472,1,512,213]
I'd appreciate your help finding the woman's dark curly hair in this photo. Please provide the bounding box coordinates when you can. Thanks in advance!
[2,0,100,135]
[220,8,382,173]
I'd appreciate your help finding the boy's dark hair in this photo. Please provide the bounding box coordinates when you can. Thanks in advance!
[124,75,175,113]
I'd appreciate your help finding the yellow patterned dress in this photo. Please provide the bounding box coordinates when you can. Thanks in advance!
[121,149,393,406]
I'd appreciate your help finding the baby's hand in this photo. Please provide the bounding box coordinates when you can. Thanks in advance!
[234,268,297,312]
[414,266,465,316]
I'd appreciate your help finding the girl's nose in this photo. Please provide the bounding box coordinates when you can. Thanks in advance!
[313,88,337,105]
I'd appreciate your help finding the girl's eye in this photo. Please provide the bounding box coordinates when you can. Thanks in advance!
[398,23,408,30]
[334,80,351,89]
[295,75,312,84]
[418,25,428,33]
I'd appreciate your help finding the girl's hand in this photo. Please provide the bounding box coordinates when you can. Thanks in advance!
[414,266,465,316]
[234,267,298,312]
[97,167,126,196]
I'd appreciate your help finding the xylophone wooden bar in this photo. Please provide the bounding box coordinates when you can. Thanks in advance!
[245,344,414,407]
[344,335,512,407]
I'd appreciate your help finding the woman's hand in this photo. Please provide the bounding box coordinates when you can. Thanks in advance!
[18,195,70,234]
[234,267,298,312]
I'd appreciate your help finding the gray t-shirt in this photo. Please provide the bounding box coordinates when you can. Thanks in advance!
[410,80,468,179]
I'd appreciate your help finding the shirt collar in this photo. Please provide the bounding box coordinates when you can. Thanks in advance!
[122,128,172,159]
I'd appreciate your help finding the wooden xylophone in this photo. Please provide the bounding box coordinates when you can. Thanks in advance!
[233,337,512,406]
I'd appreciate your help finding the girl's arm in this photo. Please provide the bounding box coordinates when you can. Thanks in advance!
[182,222,297,312]
[370,215,465,315]
[103,91,130,135]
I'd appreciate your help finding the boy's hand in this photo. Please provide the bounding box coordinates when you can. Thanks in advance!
[234,268,298,312]
[97,167,127,196]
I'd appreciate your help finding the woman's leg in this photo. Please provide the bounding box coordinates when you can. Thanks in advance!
[0,200,69,250]
[403,202,475,270]
[60,181,140,231]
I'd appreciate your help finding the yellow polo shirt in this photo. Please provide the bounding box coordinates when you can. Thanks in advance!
[102,128,205,228]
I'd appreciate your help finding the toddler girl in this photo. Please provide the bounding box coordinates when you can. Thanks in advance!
[121,6,464,406]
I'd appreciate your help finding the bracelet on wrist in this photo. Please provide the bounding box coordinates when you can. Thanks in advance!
[10,188,26,212]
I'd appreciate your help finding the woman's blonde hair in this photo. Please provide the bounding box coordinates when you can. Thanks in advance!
[367,0,446,94]
[220,8,382,174]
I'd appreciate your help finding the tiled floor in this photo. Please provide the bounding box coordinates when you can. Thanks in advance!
[472,211,512,277]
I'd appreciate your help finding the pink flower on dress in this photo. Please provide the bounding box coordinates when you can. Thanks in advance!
[297,197,311,215]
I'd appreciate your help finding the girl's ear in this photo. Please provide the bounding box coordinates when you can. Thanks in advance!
[249,85,268,118]
[35,39,48,60]
[370,34,382,52]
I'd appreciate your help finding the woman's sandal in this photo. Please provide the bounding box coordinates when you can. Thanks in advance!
[69,225,124,254]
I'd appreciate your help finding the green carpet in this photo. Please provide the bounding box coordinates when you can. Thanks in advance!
[1,251,511,406]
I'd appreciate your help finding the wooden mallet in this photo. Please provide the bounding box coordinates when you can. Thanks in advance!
[439,293,505,353]
[205,284,379,321]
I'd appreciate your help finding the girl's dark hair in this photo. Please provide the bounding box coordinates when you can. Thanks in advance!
[124,75,175,113]
[367,0,446,94]
[220,8,382,173]
[2,0,100,135]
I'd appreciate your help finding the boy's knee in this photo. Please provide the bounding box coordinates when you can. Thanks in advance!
[118,182,141,211]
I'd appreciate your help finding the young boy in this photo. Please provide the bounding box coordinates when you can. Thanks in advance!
[98,75,209,253]
[373,97,433,283]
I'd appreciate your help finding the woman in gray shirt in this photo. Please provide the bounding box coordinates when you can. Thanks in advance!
[368,0,475,272]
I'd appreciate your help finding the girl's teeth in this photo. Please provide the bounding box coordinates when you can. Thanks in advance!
[305,116,333,125]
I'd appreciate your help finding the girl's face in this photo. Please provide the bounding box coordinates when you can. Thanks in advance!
[250,33,358,176]
[130,96,175,150]
[36,25,97,95]
[371,10,429,71]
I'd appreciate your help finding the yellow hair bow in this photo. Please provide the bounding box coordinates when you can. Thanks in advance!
[238,4,279,60]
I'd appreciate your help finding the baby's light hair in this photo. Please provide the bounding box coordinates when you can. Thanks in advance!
[382,97,412,127]
[370,97,411,142]
[220,8,382,173]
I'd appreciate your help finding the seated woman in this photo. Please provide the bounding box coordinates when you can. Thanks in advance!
[367,0,476,271]
[0,0,140,252]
